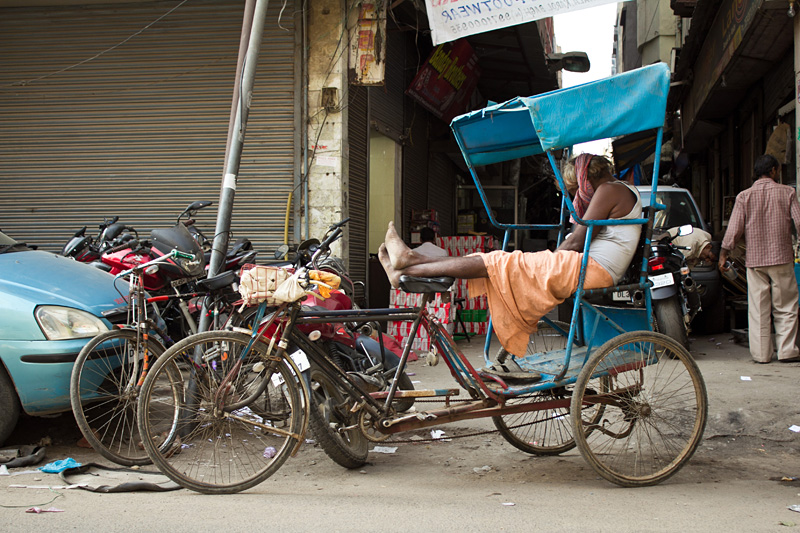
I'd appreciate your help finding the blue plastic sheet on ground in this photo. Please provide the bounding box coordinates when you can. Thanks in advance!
[39,458,81,473]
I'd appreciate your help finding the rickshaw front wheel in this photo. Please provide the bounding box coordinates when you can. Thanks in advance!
[570,331,707,487]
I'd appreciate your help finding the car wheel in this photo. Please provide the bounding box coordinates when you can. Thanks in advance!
[0,365,20,446]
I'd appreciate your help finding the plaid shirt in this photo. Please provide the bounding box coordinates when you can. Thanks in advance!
[722,177,800,267]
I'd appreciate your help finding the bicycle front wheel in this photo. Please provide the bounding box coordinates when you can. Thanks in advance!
[571,331,707,487]
[137,331,305,494]
[70,328,165,466]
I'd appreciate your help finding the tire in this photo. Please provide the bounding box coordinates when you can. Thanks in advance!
[0,365,20,446]
[70,329,166,466]
[390,371,416,413]
[137,331,304,494]
[571,331,708,487]
[307,365,369,468]
[493,321,607,455]
[653,295,690,350]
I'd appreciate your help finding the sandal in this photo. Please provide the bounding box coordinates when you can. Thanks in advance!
[480,358,541,382]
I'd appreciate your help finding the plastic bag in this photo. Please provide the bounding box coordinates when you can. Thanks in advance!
[272,271,306,303]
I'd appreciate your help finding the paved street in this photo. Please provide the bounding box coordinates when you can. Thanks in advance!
[2,330,800,532]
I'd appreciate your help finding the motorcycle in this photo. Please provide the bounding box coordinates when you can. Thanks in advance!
[645,224,702,350]
[62,201,257,277]
[61,216,137,263]
[253,220,415,412]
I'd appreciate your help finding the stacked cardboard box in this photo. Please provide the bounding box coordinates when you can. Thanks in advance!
[441,235,495,336]
[387,290,454,353]
[387,235,495,351]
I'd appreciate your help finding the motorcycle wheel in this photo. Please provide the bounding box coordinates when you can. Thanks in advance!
[307,364,369,469]
[653,295,690,350]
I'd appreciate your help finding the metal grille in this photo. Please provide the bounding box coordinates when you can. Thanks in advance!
[347,84,369,305]
[0,0,299,256]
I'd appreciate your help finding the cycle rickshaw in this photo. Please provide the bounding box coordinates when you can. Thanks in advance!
[136,62,708,493]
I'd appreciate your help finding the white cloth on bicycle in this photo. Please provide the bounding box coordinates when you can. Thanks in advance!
[239,266,294,305]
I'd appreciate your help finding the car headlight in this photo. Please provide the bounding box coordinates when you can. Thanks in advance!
[35,306,109,340]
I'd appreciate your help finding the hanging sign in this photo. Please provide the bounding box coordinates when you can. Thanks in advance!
[406,39,480,124]
[425,0,624,45]
[349,1,388,85]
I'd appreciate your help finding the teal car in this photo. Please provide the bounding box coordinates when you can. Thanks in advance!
[0,230,127,445]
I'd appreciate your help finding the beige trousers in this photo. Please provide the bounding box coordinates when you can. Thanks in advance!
[747,263,800,362]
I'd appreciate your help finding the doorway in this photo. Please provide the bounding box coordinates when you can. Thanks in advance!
[368,131,401,309]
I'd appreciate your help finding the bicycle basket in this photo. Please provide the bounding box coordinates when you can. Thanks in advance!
[238,265,294,305]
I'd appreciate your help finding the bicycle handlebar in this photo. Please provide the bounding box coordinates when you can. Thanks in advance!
[114,248,200,280]
[313,220,349,265]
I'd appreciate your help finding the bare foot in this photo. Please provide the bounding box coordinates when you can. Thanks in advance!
[378,244,402,289]
[385,221,415,269]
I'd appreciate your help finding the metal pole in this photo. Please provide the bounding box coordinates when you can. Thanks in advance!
[223,0,256,168]
[195,0,267,341]
[207,0,270,280]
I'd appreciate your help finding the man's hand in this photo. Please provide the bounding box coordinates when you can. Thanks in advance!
[718,248,730,271]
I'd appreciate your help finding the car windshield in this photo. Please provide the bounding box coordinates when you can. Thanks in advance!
[640,191,703,230]
[0,231,31,254]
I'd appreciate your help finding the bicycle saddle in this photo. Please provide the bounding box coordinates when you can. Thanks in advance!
[398,275,454,294]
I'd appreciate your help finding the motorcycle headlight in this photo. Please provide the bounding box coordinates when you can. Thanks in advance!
[35,306,109,340]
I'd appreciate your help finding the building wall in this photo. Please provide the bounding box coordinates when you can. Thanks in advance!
[636,0,677,66]
[306,0,348,255]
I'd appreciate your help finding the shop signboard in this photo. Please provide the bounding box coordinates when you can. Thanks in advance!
[424,0,625,45]
[406,39,480,124]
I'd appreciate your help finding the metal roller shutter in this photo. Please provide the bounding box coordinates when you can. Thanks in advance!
[427,152,455,235]
[347,84,368,303]
[0,0,299,255]
[368,30,404,141]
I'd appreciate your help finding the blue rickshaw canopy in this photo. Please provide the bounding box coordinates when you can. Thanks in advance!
[449,63,671,167]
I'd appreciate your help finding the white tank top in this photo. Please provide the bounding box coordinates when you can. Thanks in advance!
[588,181,642,284]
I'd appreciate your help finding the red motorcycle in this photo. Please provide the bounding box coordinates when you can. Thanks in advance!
[248,222,415,411]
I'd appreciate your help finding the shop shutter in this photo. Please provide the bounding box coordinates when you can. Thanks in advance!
[0,0,300,255]
[347,84,369,303]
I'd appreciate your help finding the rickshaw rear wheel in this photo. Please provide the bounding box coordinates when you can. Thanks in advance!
[493,321,607,455]
[571,331,707,487]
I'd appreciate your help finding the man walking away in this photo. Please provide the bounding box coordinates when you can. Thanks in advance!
[719,154,800,363]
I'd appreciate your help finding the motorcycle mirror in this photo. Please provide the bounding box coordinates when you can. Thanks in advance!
[178,201,212,222]
[677,224,693,237]
[187,200,212,211]
[274,244,290,259]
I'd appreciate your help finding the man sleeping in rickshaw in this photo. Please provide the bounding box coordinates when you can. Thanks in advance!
[378,153,641,361]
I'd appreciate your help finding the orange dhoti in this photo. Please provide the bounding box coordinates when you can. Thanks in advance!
[468,250,613,356]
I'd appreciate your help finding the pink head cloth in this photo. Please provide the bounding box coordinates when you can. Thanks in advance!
[569,153,594,223]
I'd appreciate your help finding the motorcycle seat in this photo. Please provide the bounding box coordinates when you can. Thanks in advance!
[196,270,237,292]
[398,275,454,294]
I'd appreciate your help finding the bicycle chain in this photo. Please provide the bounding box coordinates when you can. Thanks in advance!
[358,399,562,444]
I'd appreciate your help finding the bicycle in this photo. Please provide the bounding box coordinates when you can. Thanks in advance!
[136,63,708,494]
[69,247,250,466]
